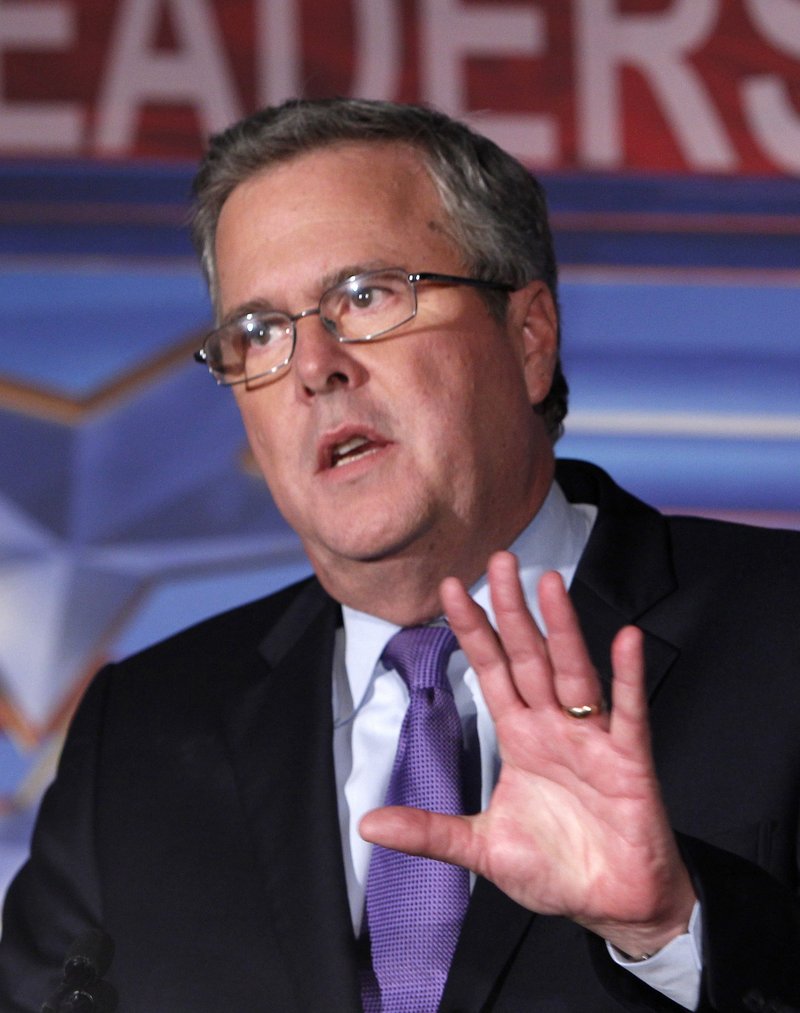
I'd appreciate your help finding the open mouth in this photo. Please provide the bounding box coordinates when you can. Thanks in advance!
[330,435,379,468]
[318,424,391,473]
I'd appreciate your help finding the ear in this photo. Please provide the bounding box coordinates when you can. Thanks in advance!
[508,281,559,406]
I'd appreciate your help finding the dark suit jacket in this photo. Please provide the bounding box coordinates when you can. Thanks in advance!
[1,460,799,1012]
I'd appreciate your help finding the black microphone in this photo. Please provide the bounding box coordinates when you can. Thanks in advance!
[41,930,118,1013]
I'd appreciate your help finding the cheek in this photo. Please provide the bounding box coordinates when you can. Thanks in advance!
[421,340,508,427]
[433,352,532,467]
[400,370,485,486]
[235,396,295,488]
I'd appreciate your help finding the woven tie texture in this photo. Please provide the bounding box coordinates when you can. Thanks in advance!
[362,625,469,1013]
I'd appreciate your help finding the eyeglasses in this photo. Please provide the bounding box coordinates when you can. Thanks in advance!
[194,268,514,386]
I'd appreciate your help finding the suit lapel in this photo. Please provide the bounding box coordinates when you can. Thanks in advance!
[570,579,679,705]
[440,878,534,1012]
[220,580,362,1012]
[557,459,681,701]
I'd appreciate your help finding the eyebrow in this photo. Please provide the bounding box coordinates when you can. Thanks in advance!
[317,261,395,292]
[220,261,402,327]
[218,298,276,328]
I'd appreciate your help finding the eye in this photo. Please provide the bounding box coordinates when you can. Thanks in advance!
[340,273,408,314]
[241,313,292,348]
[320,271,411,340]
[346,283,389,311]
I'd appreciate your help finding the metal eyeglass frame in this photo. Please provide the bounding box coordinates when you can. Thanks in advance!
[193,268,514,386]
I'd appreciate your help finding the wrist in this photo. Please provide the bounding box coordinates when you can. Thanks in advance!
[600,894,697,960]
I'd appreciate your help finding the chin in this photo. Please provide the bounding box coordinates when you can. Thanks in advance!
[308,514,435,567]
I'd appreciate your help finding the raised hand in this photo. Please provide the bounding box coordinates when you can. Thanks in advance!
[359,551,696,957]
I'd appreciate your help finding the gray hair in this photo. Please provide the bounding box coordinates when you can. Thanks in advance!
[191,97,568,438]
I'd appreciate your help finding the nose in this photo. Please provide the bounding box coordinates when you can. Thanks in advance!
[292,315,368,397]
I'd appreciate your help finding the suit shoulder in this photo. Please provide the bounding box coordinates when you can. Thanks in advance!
[98,574,334,699]
[136,573,321,651]
[558,457,800,571]
[665,513,800,575]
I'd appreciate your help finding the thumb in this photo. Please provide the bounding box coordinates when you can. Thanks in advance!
[360,805,475,868]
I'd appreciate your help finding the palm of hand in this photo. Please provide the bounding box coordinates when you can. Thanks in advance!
[467,706,680,932]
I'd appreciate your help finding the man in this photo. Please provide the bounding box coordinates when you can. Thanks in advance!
[1,98,798,1012]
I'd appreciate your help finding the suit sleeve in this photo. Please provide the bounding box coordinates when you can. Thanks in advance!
[588,834,800,1013]
[685,835,800,1012]
[0,667,113,1013]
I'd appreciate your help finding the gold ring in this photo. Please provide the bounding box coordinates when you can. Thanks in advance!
[562,703,603,719]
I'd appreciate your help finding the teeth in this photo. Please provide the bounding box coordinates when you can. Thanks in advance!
[332,435,371,466]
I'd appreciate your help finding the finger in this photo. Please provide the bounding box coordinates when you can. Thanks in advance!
[609,625,652,758]
[359,805,477,870]
[485,552,560,712]
[537,571,606,724]
[440,575,524,718]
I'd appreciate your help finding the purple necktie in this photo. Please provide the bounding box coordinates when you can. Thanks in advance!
[362,625,469,1013]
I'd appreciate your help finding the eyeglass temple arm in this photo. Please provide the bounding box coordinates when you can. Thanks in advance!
[408,272,514,293]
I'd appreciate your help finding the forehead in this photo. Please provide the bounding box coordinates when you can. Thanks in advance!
[214,142,461,310]
[230,139,444,218]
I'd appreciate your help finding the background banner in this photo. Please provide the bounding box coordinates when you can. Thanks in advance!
[1,0,799,173]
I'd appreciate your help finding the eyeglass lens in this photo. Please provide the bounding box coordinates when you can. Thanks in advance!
[204,269,418,385]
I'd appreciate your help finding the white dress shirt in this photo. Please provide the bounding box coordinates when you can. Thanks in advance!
[331,481,701,1008]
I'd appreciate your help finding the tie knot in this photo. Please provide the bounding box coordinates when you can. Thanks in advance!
[381,625,458,693]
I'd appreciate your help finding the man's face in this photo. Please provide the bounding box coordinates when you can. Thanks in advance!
[214,142,557,611]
